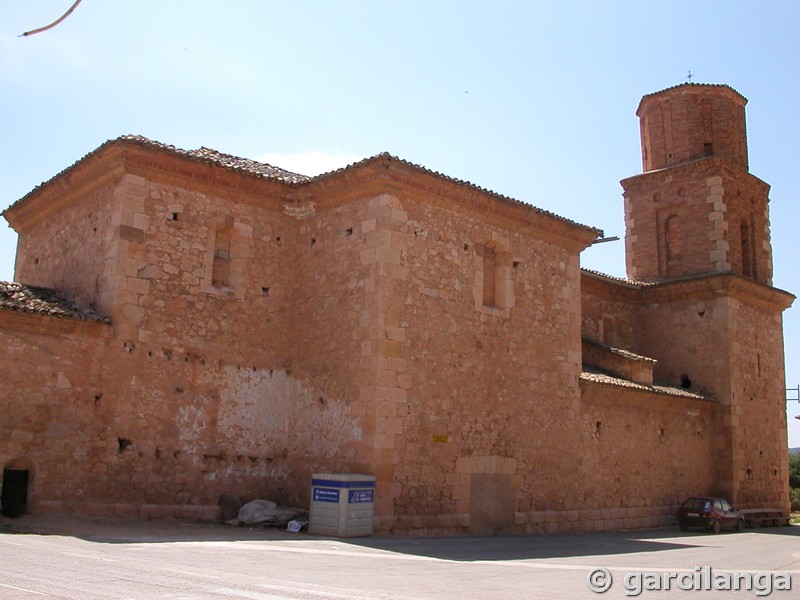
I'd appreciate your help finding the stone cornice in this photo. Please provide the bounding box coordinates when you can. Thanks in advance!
[581,269,642,302]
[619,156,770,195]
[636,83,747,117]
[641,273,795,312]
[120,144,294,210]
[5,138,602,253]
[581,269,794,313]
[304,156,600,252]
[3,147,126,233]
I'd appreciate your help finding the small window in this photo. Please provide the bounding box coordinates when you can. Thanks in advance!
[474,241,514,316]
[482,246,497,307]
[664,214,682,277]
[740,219,753,278]
[212,227,233,288]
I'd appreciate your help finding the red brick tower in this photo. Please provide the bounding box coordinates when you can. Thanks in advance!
[622,83,772,284]
[622,84,794,511]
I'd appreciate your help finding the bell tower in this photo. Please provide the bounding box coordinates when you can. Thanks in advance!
[621,83,772,284]
[622,84,795,511]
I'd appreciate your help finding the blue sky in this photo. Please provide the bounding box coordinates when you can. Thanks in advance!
[1,1,799,444]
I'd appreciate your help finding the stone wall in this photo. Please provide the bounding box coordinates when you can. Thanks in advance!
[0,311,112,515]
[580,271,639,349]
[13,180,120,312]
[1,110,793,533]
[386,193,585,534]
[573,380,717,533]
[727,299,791,510]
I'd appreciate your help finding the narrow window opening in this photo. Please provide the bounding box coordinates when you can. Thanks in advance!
[212,228,232,287]
[664,214,682,276]
[741,220,753,278]
[475,241,514,314]
[482,246,496,307]
[704,142,714,156]
[170,212,180,221]
[1,468,29,518]
[680,374,692,389]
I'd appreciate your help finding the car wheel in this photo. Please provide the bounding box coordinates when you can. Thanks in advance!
[711,519,721,534]
[736,519,744,532]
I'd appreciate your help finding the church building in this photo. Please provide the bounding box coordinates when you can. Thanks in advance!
[0,83,793,534]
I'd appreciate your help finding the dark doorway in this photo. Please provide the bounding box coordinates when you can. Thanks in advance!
[1,468,29,518]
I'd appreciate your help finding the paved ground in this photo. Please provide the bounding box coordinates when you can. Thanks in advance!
[1,515,799,599]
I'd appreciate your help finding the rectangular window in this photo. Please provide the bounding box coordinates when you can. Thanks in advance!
[482,246,496,307]
[212,228,232,287]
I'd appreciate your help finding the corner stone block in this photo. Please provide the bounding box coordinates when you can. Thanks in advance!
[390,208,408,222]
[124,273,151,294]
[132,212,151,231]
[233,222,253,238]
[455,456,471,473]
[360,248,378,265]
[500,457,518,475]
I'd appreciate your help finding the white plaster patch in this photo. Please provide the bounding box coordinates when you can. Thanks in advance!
[177,404,208,449]
[214,368,362,458]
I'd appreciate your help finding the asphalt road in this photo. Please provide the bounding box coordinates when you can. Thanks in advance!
[1,516,798,599]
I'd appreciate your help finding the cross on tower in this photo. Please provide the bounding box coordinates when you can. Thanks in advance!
[686,70,694,83]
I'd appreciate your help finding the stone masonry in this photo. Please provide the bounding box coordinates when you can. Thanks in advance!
[0,83,794,534]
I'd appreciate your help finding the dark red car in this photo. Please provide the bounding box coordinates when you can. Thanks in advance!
[677,497,745,533]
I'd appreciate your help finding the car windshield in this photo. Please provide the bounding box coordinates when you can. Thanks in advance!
[681,498,712,510]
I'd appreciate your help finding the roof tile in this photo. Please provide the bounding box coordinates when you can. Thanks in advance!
[0,281,110,324]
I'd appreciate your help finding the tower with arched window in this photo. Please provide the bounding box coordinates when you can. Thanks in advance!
[621,83,772,285]
[617,83,792,510]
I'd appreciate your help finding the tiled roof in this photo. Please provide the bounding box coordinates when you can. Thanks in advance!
[150,139,311,184]
[580,368,710,400]
[0,281,110,324]
[5,136,311,212]
[311,152,602,236]
[581,268,647,287]
[5,136,602,238]
[582,336,656,363]
[636,83,746,114]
